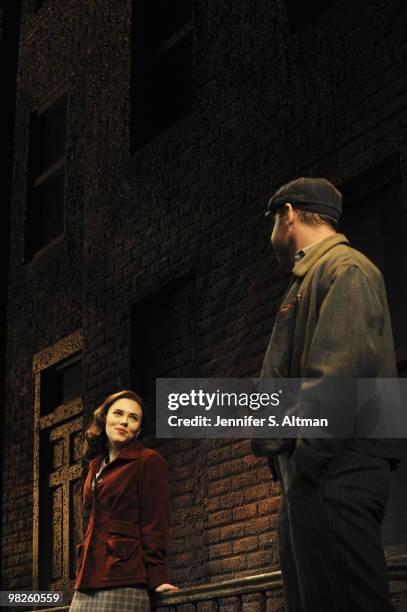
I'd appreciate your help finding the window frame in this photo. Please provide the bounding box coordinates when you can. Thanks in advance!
[32,331,84,593]
[24,85,69,262]
[131,0,194,151]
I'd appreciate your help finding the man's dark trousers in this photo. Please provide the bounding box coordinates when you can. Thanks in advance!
[277,446,394,612]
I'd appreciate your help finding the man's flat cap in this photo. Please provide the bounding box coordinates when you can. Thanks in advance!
[266,177,342,222]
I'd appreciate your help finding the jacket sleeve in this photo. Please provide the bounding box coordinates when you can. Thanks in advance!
[139,452,170,590]
[294,263,389,483]
[82,463,93,511]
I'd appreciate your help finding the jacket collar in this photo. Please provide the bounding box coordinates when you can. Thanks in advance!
[89,437,144,469]
[292,233,349,277]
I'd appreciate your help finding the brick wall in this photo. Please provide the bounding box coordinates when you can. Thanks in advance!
[3,0,407,608]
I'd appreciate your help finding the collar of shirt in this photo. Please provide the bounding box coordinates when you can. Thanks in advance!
[293,233,350,278]
[92,455,110,490]
[294,242,315,262]
[294,238,329,262]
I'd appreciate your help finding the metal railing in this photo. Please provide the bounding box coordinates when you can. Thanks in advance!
[24,557,407,612]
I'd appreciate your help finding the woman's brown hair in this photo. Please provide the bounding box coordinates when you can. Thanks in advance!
[83,389,145,460]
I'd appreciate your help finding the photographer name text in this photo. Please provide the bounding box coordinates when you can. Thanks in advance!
[167,415,329,428]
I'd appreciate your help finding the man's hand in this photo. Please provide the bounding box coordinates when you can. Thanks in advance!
[154,583,180,593]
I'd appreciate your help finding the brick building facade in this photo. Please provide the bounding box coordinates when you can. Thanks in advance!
[2,0,407,610]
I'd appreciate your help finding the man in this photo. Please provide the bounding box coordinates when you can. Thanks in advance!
[252,177,400,611]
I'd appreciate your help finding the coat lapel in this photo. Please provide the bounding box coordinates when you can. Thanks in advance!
[89,438,144,474]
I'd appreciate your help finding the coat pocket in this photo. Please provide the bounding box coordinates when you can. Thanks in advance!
[104,537,143,580]
[262,297,300,378]
[107,538,138,561]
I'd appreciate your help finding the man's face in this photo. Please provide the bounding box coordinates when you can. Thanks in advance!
[270,208,292,262]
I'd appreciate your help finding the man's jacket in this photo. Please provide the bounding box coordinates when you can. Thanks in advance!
[255,233,400,483]
[75,438,169,590]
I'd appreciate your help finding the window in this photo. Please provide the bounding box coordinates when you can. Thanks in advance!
[25,91,67,261]
[341,155,407,351]
[40,354,82,417]
[32,332,84,596]
[131,0,193,150]
[130,272,197,420]
[285,0,338,32]
[341,155,407,554]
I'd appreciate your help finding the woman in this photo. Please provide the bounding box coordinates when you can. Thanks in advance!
[69,390,178,611]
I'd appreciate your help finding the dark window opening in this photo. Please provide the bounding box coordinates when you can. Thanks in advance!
[286,0,338,32]
[28,97,67,179]
[40,354,82,417]
[130,272,197,429]
[131,0,193,150]
[341,155,407,351]
[25,93,67,262]
[341,155,407,552]
[25,165,65,260]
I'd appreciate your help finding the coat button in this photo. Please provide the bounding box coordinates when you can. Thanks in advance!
[98,478,103,484]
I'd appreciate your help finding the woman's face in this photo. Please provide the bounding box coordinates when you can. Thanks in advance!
[105,397,143,448]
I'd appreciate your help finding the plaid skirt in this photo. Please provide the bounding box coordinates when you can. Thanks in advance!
[69,587,150,612]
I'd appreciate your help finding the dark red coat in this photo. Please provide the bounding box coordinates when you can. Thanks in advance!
[75,438,169,590]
